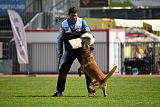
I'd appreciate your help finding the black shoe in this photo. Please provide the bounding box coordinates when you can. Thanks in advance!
[52,92,63,97]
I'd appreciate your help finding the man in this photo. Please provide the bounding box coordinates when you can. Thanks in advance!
[134,45,144,59]
[53,7,94,96]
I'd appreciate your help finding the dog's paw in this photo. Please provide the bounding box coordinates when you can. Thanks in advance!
[78,67,82,71]
[88,93,96,97]
[88,95,93,97]
[78,70,81,77]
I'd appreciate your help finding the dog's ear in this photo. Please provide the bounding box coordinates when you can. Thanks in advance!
[81,40,86,46]
[90,47,94,51]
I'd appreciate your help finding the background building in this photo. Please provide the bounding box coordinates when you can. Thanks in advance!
[0,0,160,75]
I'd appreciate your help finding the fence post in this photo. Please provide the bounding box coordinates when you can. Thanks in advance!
[153,42,156,74]
[121,42,125,75]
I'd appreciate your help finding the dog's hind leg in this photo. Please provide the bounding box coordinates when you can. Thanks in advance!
[89,80,99,97]
[102,85,107,97]
[100,82,107,97]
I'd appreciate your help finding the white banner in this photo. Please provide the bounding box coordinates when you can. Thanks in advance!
[8,9,28,64]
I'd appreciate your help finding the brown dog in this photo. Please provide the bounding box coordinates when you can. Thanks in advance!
[78,42,117,97]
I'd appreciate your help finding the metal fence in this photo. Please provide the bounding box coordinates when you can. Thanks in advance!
[0,42,114,74]
[0,41,160,75]
[18,42,109,74]
[124,42,160,74]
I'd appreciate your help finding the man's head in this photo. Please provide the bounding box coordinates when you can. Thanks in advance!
[68,7,78,23]
[136,45,140,51]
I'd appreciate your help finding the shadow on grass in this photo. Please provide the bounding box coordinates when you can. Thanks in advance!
[15,95,87,98]
[15,95,52,97]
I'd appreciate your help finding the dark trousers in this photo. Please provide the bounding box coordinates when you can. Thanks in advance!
[56,49,92,93]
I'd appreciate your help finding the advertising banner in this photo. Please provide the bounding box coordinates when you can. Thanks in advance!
[8,10,28,64]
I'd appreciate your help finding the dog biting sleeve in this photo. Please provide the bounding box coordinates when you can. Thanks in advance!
[68,38,82,49]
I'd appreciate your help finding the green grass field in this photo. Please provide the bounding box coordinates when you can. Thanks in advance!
[0,76,160,107]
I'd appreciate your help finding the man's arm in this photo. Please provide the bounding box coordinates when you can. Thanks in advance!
[82,19,95,49]
[82,20,91,33]
[57,26,64,55]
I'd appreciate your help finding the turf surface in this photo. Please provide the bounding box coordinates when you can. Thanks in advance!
[0,77,160,107]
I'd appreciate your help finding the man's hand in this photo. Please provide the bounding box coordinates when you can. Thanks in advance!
[57,54,63,72]
[58,54,63,58]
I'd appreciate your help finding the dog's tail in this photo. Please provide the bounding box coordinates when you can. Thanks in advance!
[103,66,117,82]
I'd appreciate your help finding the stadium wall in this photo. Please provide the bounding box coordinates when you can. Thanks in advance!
[18,29,125,74]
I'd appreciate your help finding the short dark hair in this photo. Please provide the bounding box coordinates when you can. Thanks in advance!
[68,7,78,15]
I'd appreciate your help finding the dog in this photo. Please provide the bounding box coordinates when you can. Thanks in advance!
[78,42,117,97]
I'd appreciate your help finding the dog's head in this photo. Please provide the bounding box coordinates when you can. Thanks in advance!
[82,41,92,57]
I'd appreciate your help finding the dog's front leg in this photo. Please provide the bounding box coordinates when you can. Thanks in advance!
[78,64,85,72]
[78,66,83,77]
[78,59,85,71]
[78,67,82,72]
[78,60,85,77]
